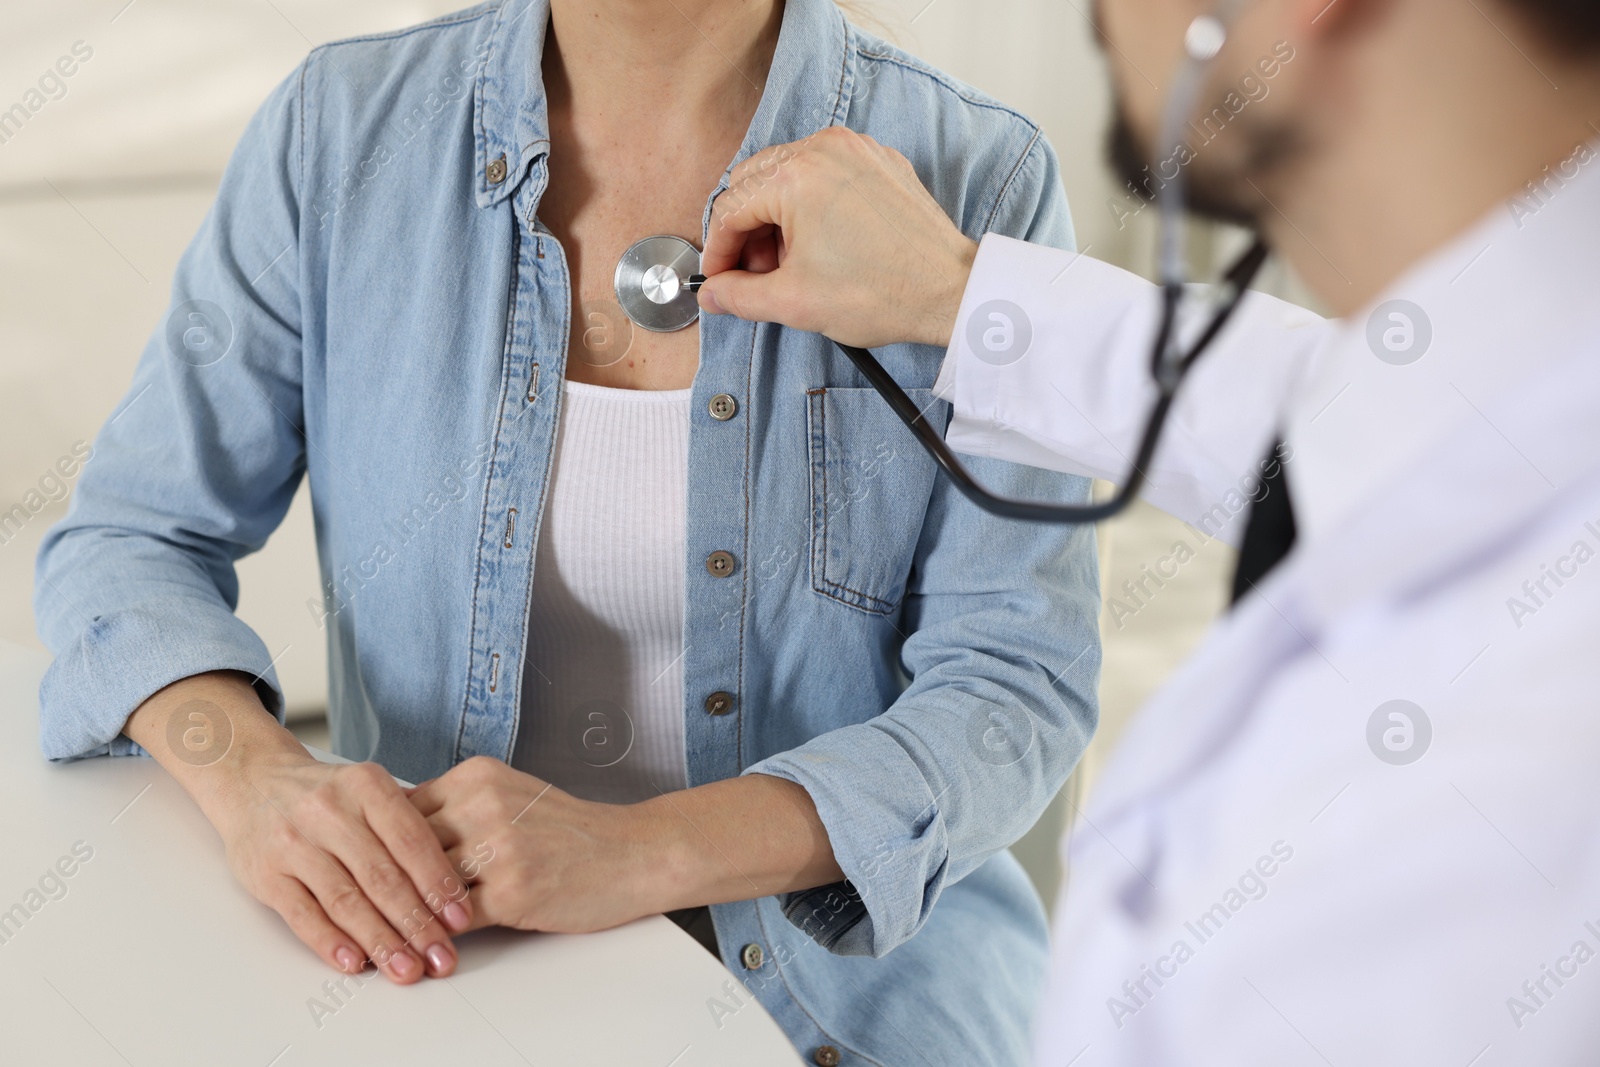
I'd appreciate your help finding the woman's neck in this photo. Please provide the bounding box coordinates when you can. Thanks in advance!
[544,0,783,141]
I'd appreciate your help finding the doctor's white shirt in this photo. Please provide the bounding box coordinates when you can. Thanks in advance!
[936,148,1600,1065]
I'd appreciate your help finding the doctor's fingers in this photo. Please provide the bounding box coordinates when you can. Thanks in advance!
[696,263,820,335]
[705,128,882,271]
[704,147,795,276]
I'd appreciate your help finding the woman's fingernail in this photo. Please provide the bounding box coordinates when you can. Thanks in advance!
[389,951,418,978]
[443,901,469,932]
[698,289,724,315]
[426,943,454,975]
[336,946,362,974]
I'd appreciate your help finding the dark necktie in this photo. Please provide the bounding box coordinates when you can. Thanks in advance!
[1230,439,1297,604]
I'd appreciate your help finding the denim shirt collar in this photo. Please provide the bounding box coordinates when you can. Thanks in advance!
[472,0,853,215]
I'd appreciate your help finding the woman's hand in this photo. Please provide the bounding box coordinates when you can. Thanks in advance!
[208,755,474,983]
[407,757,659,934]
[408,757,846,935]
[124,672,473,985]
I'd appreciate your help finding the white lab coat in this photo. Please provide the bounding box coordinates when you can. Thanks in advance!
[934,153,1600,1065]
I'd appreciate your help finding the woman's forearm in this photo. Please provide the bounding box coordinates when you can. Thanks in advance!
[122,670,311,814]
[124,672,309,807]
[635,774,845,912]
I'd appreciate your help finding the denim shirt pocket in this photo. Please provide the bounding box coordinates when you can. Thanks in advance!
[806,386,943,615]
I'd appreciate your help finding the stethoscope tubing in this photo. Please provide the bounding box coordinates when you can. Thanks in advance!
[833,238,1269,524]
[833,3,1262,526]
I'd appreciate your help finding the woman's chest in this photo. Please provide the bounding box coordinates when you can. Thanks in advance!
[538,160,718,391]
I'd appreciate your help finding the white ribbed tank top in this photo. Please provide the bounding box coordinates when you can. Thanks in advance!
[513,379,692,804]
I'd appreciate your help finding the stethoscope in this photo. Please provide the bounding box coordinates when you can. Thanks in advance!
[611,6,1263,524]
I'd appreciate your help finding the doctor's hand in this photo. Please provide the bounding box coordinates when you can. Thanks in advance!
[697,126,978,349]
[407,757,661,934]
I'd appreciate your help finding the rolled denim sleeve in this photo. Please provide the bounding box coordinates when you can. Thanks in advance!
[33,61,310,760]
[747,132,1101,956]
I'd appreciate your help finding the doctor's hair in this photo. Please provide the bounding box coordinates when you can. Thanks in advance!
[1510,0,1600,54]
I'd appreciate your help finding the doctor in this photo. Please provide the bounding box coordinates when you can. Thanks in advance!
[696,0,1600,1062]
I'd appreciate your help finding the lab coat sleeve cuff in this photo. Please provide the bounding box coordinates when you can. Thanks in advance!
[37,600,286,762]
[932,233,1021,407]
[745,726,950,959]
[934,233,1092,468]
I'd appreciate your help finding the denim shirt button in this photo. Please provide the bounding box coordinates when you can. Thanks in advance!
[740,942,764,969]
[708,393,738,421]
[705,551,736,577]
[812,1046,841,1066]
[705,691,735,716]
[485,153,507,184]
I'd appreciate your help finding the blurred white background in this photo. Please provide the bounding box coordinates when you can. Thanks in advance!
[0,0,1316,905]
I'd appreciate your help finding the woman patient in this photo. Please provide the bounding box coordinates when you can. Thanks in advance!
[34,0,1100,1061]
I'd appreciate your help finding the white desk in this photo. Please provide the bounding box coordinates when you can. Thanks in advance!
[0,642,800,1066]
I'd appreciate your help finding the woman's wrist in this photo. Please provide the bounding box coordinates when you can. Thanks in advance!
[123,671,312,818]
[622,775,844,917]
[619,796,704,916]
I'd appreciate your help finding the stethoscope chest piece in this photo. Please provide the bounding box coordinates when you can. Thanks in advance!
[614,235,701,332]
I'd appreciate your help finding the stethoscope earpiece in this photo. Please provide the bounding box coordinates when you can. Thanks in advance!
[1184,15,1227,61]
[832,5,1268,526]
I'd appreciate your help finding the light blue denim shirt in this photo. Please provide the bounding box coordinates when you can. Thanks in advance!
[34,0,1101,1061]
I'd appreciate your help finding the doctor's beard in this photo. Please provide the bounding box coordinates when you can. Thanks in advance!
[1106,106,1299,232]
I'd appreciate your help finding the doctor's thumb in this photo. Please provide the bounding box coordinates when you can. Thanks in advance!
[696,270,797,329]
